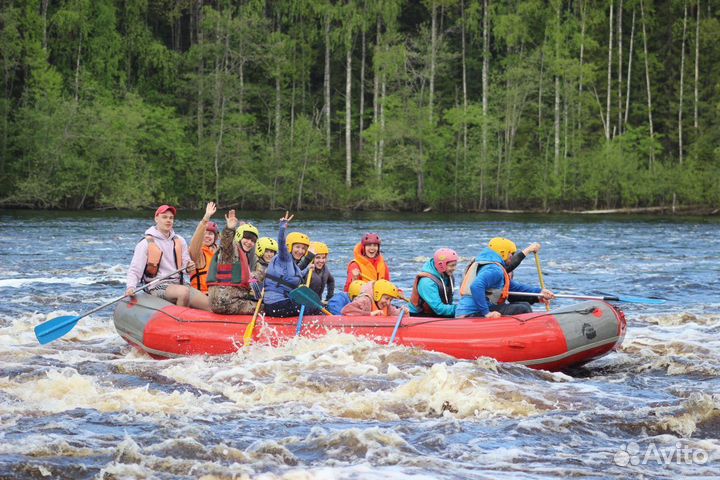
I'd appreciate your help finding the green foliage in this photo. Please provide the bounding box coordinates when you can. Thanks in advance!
[1,0,719,211]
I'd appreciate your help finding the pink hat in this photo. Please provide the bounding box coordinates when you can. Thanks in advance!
[206,221,219,233]
[154,205,177,216]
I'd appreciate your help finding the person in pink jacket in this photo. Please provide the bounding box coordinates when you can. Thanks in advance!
[125,205,210,310]
[341,279,408,317]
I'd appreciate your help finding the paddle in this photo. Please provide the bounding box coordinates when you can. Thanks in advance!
[388,308,406,345]
[288,286,333,316]
[243,287,264,347]
[508,291,666,305]
[295,266,314,336]
[534,252,550,311]
[34,267,186,345]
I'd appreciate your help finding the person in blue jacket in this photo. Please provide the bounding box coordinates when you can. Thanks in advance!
[327,280,366,315]
[455,238,554,318]
[262,212,318,317]
[409,248,459,317]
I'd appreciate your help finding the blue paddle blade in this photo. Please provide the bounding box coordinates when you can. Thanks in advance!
[615,295,667,305]
[289,286,323,310]
[34,315,81,345]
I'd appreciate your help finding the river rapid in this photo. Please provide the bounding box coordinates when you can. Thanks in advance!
[0,210,718,479]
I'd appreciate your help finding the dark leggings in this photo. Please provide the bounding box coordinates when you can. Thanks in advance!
[489,302,533,315]
[264,299,320,318]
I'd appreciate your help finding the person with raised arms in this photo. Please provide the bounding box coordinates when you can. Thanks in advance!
[408,248,459,318]
[263,212,319,317]
[455,238,554,318]
[205,210,258,315]
[341,279,408,317]
[125,205,209,310]
[187,202,219,294]
[344,233,390,292]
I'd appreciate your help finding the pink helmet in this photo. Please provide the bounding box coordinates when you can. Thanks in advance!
[361,233,382,246]
[433,248,459,273]
[206,221,219,233]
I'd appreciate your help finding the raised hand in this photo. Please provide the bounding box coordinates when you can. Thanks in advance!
[204,202,217,221]
[226,209,239,229]
[280,211,294,223]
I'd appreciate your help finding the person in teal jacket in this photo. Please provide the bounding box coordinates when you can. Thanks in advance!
[455,238,554,318]
[409,248,459,317]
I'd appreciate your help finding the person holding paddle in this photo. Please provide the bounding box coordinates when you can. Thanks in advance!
[455,238,554,318]
[125,205,209,310]
[263,212,320,317]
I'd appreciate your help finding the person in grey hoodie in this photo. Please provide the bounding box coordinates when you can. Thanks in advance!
[125,205,210,310]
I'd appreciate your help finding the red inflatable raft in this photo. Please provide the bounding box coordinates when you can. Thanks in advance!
[113,294,626,371]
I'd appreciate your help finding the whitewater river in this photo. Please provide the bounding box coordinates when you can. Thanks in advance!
[0,209,718,479]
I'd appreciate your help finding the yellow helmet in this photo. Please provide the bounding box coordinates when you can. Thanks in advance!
[348,280,366,300]
[372,279,403,303]
[311,241,330,256]
[256,237,279,257]
[286,232,311,251]
[488,237,517,261]
[234,223,260,243]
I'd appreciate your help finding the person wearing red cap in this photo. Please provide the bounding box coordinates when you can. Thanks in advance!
[125,205,208,309]
[343,233,391,292]
[188,202,220,294]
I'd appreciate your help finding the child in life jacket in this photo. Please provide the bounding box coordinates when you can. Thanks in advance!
[307,241,335,305]
[188,202,219,294]
[408,248,458,318]
[341,280,408,317]
[344,233,391,291]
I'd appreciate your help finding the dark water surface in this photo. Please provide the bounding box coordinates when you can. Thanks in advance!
[0,209,718,479]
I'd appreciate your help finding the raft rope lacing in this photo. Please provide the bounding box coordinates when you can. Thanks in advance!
[122,299,601,328]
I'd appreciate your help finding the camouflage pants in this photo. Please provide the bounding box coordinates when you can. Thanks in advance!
[208,286,257,315]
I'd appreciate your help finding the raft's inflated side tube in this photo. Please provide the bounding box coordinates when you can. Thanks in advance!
[114,294,626,370]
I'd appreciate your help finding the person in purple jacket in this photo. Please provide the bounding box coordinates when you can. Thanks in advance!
[125,205,210,310]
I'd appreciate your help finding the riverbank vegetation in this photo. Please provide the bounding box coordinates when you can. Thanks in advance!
[1,0,719,211]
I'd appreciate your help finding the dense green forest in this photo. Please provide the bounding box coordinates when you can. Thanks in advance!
[1,0,719,211]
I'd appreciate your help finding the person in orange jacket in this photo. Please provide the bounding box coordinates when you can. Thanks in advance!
[188,202,219,294]
[344,233,390,292]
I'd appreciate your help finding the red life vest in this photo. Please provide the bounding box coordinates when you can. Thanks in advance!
[206,245,251,289]
[410,272,453,315]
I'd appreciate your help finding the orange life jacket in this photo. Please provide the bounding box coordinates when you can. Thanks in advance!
[190,245,216,293]
[410,272,453,315]
[349,243,389,284]
[459,261,510,304]
[144,236,184,284]
[206,245,251,289]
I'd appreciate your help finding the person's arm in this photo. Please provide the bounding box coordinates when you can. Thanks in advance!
[325,270,335,301]
[219,226,236,259]
[469,269,496,317]
[341,296,372,316]
[277,221,290,263]
[506,243,541,273]
[345,261,359,291]
[417,277,456,317]
[297,252,316,270]
[188,202,217,266]
[125,241,148,295]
